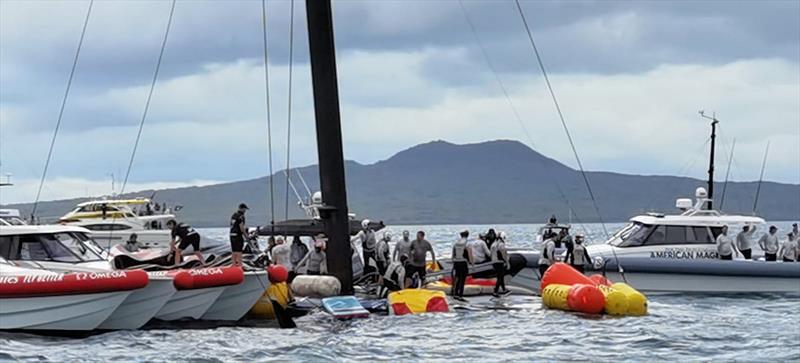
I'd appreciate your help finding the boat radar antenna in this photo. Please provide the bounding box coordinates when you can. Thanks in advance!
[699,110,719,210]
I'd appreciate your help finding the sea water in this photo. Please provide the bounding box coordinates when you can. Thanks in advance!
[1,222,798,362]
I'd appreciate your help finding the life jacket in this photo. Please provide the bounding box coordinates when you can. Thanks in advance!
[572,244,587,265]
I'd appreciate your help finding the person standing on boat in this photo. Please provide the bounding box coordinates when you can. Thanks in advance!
[538,235,557,277]
[408,231,436,285]
[491,231,510,297]
[716,225,738,260]
[758,226,780,261]
[298,235,328,275]
[271,237,291,267]
[376,232,391,276]
[353,219,377,275]
[736,225,757,260]
[393,230,412,263]
[166,220,203,265]
[290,235,308,270]
[564,234,591,273]
[229,203,249,267]
[451,230,473,300]
[778,232,797,263]
[485,228,498,249]
[467,233,491,264]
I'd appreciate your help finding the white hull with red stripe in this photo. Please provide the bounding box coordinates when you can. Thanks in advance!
[201,270,269,321]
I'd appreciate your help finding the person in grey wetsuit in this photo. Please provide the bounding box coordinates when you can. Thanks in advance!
[564,233,590,273]
[491,231,510,296]
[298,236,328,275]
[451,230,473,300]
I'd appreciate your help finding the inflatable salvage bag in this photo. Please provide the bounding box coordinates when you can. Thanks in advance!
[540,263,648,316]
[388,289,450,315]
[290,275,341,298]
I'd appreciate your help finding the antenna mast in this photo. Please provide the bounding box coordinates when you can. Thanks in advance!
[699,110,719,209]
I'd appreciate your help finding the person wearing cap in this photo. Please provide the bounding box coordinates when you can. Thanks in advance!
[124,233,144,253]
[491,231,510,296]
[167,219,203,265]
[271,236,291,267]
[736,225,757,260]
[229,203,249,267]
[563,233,591,273]
[298,234,328,275]
[758,226,780,261]
[778,232,798,263]
[451,230,473,300]
[716,225,738,260]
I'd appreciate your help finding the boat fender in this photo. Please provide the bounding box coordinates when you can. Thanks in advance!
[290,275,341,298]
[566,284,605,314]
[541,284,572,311]
[268,264,289,283]
[540,262,595,290]
[597,285,629,316]
[610,282,648,316]
[249,282,290,319]
[172,266,244,290]
[0,270,149,298]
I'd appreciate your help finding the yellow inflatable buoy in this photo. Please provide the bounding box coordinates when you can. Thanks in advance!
[249,282,290,319]
[597,285,629,316]
[610,282,648,316]
[541,284,571,311]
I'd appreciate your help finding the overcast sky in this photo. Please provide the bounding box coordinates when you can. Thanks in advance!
[1,0,798,204]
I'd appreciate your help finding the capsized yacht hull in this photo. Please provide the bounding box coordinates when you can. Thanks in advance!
[98,277,176,329]
[154,286,225,321]
[201,270,269,321]
[1,291,131,331]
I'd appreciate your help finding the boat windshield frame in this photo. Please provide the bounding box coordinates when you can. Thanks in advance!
[1,232,106,263]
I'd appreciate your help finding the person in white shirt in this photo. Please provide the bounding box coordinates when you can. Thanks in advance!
[735,225,757,260]
[467,236,491,264]
[271,237,291,267]
[757,226,780,261]
[716,225,738,260]
[538,237,557,277]
[778,232,798,263]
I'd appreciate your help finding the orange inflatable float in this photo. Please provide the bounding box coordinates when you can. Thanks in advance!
[540,263,647,316]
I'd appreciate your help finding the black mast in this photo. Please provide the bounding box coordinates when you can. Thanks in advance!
[700,111,719,209]
[305,0,353,294]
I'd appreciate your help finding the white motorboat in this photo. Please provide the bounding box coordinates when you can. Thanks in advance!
[514,188,800,295]
[58,198,176,249]
[0,257,144,331]
[0,208,26,226]
[0,225,175,330]
[201,269,270,321]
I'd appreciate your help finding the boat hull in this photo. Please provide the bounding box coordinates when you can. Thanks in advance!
[1,291,131,331]
[201,270,269,321]
[98,277,175,329]
[154,286,225,321]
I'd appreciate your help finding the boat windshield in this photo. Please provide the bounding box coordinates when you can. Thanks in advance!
[0,217,27,226]
[9,233,105,263]
[55,233,105,262]
[72,232,109,259]
[609,222,653,247]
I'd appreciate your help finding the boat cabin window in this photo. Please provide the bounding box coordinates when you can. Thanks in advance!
[0,236,14,259]
[83,223,132,231]
[612,222,654,247]
[55,233,104,261]
[642,225,716,246]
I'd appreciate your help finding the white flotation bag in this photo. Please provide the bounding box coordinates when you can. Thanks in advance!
[290,275,341,298]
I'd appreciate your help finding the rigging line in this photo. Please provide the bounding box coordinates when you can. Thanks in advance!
[295,168,312,198]
[752,141,770,214]
[31,0,94,219]
[284,0,295,220]
[120,0,176,194]
[514,0,608,238]
[457,0,589,233]
[262,0,276,229]
[719,138,736,211]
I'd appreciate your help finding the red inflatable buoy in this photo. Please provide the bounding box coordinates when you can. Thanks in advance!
[540,262,595,290]
[566,284,606,314]
[172,266,244,290]
[267,264,289,283]
[588,274,611,286]
[0,270,149,298]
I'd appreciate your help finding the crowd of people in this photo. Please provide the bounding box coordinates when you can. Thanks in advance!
[715,223,799,262]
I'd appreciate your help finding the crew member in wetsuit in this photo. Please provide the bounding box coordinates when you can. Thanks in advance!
[298,236,328,275]
[736,225,757,260]
[555,229,571,249]
[491,231,510,297]
[353,219,377,276]
[716,225,738,260]
[229,203,249,267]
[167,220,203,265]
[382,254,408,295]
[758,226,780,261]
[408,231,436,286]
[538,234,557,277]
[564,233,590,273]
[451,230,473,300]
[376,232,391,276]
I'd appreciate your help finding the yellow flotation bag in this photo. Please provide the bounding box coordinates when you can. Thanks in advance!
[249,282,290,319]
[610,282,648,316]
[597,285,629,316]
[424,281,484,296]
[388,289,450,315]
[541,284,571,311]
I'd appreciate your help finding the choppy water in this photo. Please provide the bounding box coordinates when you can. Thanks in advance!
[2,222,799,362]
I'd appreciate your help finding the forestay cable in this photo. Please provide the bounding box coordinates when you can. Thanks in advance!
[514,0,609,238]
[262,0,276,230]
[120,0,177,194]
[31,0,94,219]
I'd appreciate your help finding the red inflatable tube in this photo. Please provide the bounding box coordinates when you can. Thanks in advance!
[566,284,606,314]
[267,264,288,284]
[172,266,244,290]
[588,274,611,286]
[0,270,149,298]
[440,276,496,287]
[540,262,596,290]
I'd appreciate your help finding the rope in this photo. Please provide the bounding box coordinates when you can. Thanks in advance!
[31,0,94,219]
[120,0,176,194]
[514,0,608,239]
[719,138,736,210]
[284,0,295,220]
[752,141,770,214]
[457,0,589,234]
[261,0,276,231]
